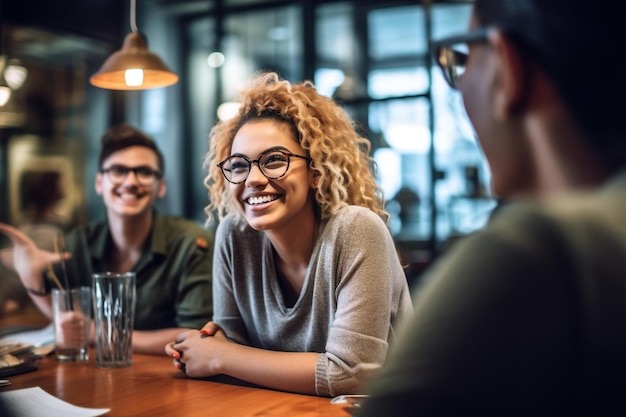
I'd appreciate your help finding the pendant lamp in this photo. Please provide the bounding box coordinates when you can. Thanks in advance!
[90,0,178,90]
[0,56,12,107]
[0,57,29,106]
[0,83,10,107]
[0,25,28,106]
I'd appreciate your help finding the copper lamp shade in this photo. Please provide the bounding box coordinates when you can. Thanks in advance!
[90,32,178,90]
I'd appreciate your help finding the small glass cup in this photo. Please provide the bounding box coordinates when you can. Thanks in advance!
[51,287,91,362]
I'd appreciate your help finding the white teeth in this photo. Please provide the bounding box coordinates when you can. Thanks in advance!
[247,195,279,205]
[119,193,139,200]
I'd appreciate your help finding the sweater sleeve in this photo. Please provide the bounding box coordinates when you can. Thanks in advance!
[211,216,250,345]
[314,207,412,397]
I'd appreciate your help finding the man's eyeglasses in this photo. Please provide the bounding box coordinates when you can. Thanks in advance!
[217,147,312,184]
[100,165,163,185]
[431,28,490,89]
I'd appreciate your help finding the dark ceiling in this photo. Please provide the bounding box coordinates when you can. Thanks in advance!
[2,0,124,44]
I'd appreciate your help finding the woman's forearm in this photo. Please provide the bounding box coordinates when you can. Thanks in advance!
[218,345,319,395]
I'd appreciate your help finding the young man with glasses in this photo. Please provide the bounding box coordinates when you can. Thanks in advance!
[0,124,214,355]
[359,0,625,416]
[165,72,412,397]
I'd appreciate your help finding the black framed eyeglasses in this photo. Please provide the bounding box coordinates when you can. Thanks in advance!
[217,147,312,184]
[431,28,491,89]
[100,165,163,185]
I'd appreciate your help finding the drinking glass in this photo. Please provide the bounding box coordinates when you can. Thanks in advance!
[92,272,136,368]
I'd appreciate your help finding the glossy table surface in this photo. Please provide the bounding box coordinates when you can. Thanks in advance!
[0,308,354,417]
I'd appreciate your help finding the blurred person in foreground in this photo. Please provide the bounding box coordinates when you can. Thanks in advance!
[358,0,626,416]
[0,124,214,355]
[166,72,412,396]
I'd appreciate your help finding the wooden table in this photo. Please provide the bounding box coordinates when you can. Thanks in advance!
[0,309,354,417]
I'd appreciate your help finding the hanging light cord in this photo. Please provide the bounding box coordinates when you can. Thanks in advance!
[130,0,138,33]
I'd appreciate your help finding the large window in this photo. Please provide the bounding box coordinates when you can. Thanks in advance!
[182,1,495,255]
[314,2,494,249]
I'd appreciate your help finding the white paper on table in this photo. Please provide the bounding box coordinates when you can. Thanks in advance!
[0,323,55,347]
[0,386,111,417]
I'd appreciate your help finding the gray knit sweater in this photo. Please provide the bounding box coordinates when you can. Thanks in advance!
[212,205,413,397]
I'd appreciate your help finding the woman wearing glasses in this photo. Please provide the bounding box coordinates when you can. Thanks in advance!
[0,124,214,355]
[166,72,412,397]
[359,0,626,416]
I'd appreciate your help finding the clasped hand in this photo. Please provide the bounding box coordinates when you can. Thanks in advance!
[165,321,230,378]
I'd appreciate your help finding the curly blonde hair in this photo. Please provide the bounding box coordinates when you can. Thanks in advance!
[203,72,387,224]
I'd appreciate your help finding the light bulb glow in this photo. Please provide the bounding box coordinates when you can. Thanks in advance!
[125,69,144,86]
[5,63,28,90]
[207,52,225,68]
[217,102,241,121]
[0,86,11,106]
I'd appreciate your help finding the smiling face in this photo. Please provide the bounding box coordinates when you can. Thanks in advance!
[229,118,317,233]
[95,146,166,220]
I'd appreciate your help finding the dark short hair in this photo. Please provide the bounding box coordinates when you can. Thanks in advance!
[98,123,165,174]
[474,0,626,169]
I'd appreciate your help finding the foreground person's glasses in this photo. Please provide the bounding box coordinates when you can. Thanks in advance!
[100,165,162,185]
[431,27,490,89]
[218,147,312,184]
